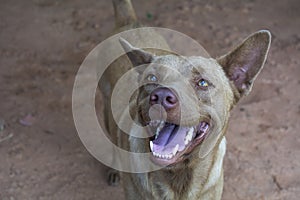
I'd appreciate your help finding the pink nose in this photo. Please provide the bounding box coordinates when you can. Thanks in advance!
[149,87,178,110]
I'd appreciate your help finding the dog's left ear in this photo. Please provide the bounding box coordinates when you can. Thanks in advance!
[217,30,271,101]
[119,37,154,67]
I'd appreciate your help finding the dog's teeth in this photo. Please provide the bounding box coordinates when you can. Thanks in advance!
[155,129,160,138]
[150,141,153,152]
[200,122,205,128]
[200,122,209,130]
[155,121,165,137]
[155,120,161,126]
[184,127,194,145]
[184,138,188,145]
[188,127,194,139]
[152,152,174,160]
[189,127,194,135]
[159,120,165,129]
[172,144,179,156]
[203,124,209,132]
[156,121,165,133]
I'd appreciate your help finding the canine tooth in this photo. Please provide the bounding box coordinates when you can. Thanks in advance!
[173,144,179,155]
[189,133,193,140]
[200,122,209,131]
[203,124,209,132]
[188,127,194,134]
[186,133,191,142]
[150,141,153,151]
[155,121,164,137]
[184,127,194,145]
[159,120,165,129]
[155,129,160,137]
[155,120,160,126]
[185,137,191,145]
[188,127,194,138]
[184,139,189,145]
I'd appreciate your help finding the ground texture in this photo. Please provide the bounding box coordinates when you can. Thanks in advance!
[0,0,300,199]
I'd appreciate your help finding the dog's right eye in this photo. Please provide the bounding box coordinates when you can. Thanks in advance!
[146,74,157,82]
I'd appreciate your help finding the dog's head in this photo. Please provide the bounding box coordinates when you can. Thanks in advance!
[120,31,271,167]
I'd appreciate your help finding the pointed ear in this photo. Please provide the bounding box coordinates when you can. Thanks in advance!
[217,30,271,101]
[119,37,154,66]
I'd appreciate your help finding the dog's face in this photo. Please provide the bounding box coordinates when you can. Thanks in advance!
[134,56,233,166]
[120,31,271,167]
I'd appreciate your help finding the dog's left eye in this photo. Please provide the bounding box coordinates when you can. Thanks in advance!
[146,74,157,82]
[198,79,209,88]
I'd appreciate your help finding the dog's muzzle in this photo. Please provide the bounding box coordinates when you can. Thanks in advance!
[145,87,210,166]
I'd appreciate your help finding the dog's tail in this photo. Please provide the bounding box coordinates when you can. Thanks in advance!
[112,0,137,27]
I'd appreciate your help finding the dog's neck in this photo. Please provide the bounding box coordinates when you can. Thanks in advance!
[139,137,226,200]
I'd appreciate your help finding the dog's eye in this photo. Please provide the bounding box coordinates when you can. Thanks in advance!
[198,79,209,88]
[146,74,157,82]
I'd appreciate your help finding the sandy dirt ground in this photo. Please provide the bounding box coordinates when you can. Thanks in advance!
[0,0,300,199]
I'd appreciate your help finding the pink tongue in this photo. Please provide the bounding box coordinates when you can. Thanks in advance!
[152,125,189,155]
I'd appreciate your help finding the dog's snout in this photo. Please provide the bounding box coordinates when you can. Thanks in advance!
[150,87,178,110]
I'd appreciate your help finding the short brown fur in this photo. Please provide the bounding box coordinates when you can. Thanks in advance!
[98,0,271,199]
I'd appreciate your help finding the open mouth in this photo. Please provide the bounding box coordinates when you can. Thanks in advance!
[147,120,210,166]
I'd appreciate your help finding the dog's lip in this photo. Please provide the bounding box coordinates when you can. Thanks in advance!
[147,120,210,166]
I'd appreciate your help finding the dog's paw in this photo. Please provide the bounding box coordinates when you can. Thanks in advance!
[107,169,120,186]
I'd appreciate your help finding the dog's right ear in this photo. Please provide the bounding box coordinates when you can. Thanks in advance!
[119,37,154,66]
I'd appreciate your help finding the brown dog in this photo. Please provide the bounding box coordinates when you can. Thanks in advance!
[99,0,271,199]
